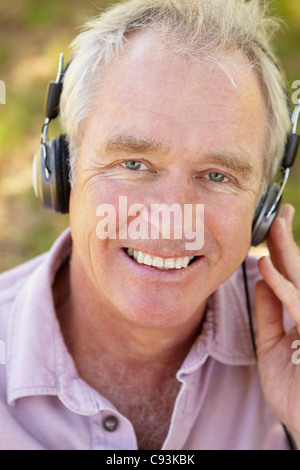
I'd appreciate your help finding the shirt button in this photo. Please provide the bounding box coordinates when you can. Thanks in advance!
[103,415,119,432]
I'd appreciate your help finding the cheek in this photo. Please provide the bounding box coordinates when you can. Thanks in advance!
[70,179,122,226]
[70,179,146,253]
[204,198,255,252]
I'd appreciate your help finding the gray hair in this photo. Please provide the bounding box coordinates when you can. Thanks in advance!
[60,0,292,193]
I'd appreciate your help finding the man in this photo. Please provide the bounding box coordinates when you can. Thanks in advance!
[0,0,300,450]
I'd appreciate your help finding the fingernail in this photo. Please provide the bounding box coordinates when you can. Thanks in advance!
[258,255,273,274]
[286,204,295,230]
[290,205,296,220]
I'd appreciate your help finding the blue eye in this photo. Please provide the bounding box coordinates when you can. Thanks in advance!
[207,172,229,183]
[121,161,147,171]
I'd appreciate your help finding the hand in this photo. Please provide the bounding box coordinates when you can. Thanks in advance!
[255,204,300,447]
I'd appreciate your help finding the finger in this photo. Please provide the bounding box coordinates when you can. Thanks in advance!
[255,278,284,350]
[266,204,295,271]
[265,211,300,289]
[280,204,295,236]
[258,256,300,326]
[266,217,289,276]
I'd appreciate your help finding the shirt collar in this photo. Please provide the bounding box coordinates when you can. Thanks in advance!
[7,230,257,409]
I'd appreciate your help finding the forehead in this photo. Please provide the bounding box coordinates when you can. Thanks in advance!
[84,30,267,173]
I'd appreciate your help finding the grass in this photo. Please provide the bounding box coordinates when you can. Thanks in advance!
[0,0,300,272]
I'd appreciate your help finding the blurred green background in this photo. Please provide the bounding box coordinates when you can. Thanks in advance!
[0,0,300,272]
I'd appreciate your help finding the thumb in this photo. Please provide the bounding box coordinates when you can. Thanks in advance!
[255,278,284,353]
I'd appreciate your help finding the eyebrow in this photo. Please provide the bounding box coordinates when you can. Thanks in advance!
[100,134,257,179]
[101,135,168,157]
[201,152,257,180]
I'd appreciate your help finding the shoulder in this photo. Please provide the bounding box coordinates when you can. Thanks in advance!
[0,228,71,337]
[0,254,47,308]
[0,228,71,310]
[0,253,49,355]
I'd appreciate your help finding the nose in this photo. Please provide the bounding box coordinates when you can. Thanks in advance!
[142,166,204,245]
[155,166,197,206]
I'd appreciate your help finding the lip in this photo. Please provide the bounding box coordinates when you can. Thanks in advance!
[119,246,206,280]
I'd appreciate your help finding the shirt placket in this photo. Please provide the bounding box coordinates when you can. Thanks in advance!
[89,409,137,450]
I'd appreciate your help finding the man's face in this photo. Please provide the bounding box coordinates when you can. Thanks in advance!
[69,32,266,330]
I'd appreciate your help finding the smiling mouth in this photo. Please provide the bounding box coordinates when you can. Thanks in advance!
[123,248,198,270]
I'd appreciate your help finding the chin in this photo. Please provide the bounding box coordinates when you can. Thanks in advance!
[111,291,204,329]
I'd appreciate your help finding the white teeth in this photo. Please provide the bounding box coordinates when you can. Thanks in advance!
[152,257,164,268]
[164,258,175,269]
[143,254,152,266]
[137,251,144,264]
[175,258,183,269]
[127,248,134,257]
[126,249,195,270]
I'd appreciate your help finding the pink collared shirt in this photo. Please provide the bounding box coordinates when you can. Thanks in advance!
[0,229,294,449]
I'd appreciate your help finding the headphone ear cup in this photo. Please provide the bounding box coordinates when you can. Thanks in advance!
[54,134,70,214]
[251,185,281,246]
[32,135,70,213]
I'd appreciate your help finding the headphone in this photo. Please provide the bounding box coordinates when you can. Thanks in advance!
[32,53,70,214]
[33,53,300,245]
